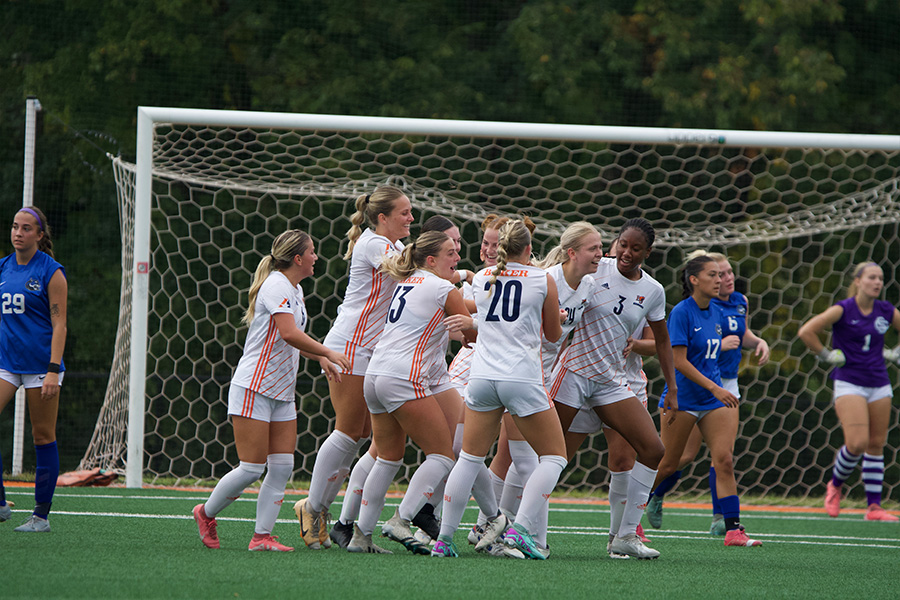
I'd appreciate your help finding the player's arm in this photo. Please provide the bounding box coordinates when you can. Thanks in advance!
[631,325,656,357]
[542,273,563,343]
[648,319,678,419]
[444,287,477,345]
[798,305,844,356]
[672,344,737,408]
[274,312,351,373]
[43,268,68,400]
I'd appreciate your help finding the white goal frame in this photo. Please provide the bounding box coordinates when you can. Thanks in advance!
[127,106,900,488]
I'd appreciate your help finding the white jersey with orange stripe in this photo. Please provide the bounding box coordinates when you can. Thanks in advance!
[447,280,476,388]
[231,271,307,402]
[324,228,404,355]
[562,258,665,385]
[366,269,454,388]
[540,262,594,382]
[470,262,550,385]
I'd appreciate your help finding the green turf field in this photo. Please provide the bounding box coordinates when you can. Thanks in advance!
[3,486,898,599]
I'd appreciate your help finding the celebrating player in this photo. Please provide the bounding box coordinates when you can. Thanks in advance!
[798,261,900,522]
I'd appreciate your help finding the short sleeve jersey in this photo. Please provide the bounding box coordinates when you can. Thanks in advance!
[563,258,666,385]
[231,271,307,402]
[540,263,594,380]
[712,292,748,379]
[447,280,478,387]
[830,297,895,387]
[324,228,403,360]
[666,297,725,411]
[470,262,549,385]
[0,251,66,374]
[367,269,454,392]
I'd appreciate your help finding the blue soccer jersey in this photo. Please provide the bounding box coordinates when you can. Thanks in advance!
[830,297,894,387]
[663,296,726,411]
[712,292,748,380]
[0,251,66,374]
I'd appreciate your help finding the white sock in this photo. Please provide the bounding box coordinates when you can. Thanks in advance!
[399,454,455,521]
[255,454,293,535]
[204,461,265,517]
[619,461,657,537]
[307,430,357,513]
[357,457,402,536]
[322,438,367,510]
[499,464,524,519]
[514,455,567,535]
[339,450,376,525]
[439,451,490,539]
[452,423,464,458]
[608,470,631,537]
[504,440,539,518]
[476,469,506,527]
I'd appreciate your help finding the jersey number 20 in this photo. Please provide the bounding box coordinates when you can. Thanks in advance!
[484,280,522,322]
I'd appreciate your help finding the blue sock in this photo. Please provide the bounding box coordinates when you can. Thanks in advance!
[0,446,6,506]
[652,470,682,498]
[709,467,721,515]
[34,441,59,519]
[720,494,740,531]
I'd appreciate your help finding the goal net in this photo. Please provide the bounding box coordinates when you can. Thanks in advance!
[85,109,900,502]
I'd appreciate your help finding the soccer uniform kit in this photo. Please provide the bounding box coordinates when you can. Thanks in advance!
[712,291,748,398]
[830,297,894,389]
[665,296,726,412]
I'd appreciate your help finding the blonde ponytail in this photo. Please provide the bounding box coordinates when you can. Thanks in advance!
[243,230,311,325]
[343,185,407,260]
[380,232,450,280]
[488,219,531,289]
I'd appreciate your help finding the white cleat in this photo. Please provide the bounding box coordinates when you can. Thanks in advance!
[609,533,659,559]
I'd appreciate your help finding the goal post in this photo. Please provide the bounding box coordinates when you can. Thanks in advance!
[91,106,900,496]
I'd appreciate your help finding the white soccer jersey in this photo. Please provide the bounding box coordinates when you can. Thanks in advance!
[366,270,454,395]
[470,262,550,385]
[563,258,665,385]
[324,228,403,364]
[447,280,476,388]
[232,271,307,402]
[540,263,594,383]
[625,318,649,403]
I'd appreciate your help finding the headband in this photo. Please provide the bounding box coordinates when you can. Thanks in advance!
[19,207,44,231]
[854,262,879,278]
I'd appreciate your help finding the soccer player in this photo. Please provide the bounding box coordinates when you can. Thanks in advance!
[192,230,349,551]
[651,253,762,547]
[0,207,67,532]
[798,261,900,522]
[347,231,475,554]
[646,252,770,535]
[550,218,676,559]
[435,219,566,559]
[295,185,413,549]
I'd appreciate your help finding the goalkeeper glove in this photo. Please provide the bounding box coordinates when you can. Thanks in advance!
[816,348,846,367]
[883,347,900,364]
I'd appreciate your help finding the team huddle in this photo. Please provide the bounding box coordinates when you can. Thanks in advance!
[190,184,900,558]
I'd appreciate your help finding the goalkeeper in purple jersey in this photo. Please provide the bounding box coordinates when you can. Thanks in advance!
[799,261,900,522]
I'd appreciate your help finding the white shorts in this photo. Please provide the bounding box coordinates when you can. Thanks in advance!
[550,367,635,410]
[365,374,448,414]
[833,380,893,404]
[0,369,65,389]
[681,408,717,421]
[465,378,552,417]
[425,362,455,397]
[722,378,740,399]
[323,336,374,377]
[567,393,648,434]
[228,384,296,422]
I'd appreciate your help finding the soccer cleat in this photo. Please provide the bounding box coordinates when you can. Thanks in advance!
[474,513,509,553]
[710,515,726,536]
[192,503,220,549]
[248,533,294,552]
[411,503,441,541]
[609,533,660,559]
[319,509,332,548]
[13,515,51,533]
[347,523,393,554]
[824,481,842,518]
[864,506,899,522]
[724,525,762,547]
[329,520,354,549]
[381,509,431,555]
[487,542,526,559]
[0,502,12,522]
[607,533,630,559]
[467,523,485,546]
[646,494,663,529]
[636,523,650,543]
[413,528,434,546]
[293,498,322,549]
[502,524,547,560]
[431,536,459,558]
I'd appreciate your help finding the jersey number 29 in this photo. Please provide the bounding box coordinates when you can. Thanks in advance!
[1,293,25,315]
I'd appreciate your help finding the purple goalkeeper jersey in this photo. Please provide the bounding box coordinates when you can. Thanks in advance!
[830,297,895,387]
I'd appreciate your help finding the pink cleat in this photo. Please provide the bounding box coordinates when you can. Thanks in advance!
[864,506,899,522]
[193,503,220,549]
[636,523,650,544]
[724,525,762,547]
[248,533,295,552]
[824,481,842,518]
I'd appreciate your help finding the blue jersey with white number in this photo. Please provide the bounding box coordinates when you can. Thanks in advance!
[712,292,747,379]
[663,296,725,411]
[0,251,66,374]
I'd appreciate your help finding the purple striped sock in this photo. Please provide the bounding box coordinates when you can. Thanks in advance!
[831,446,861,487]
[862,454,884,507]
